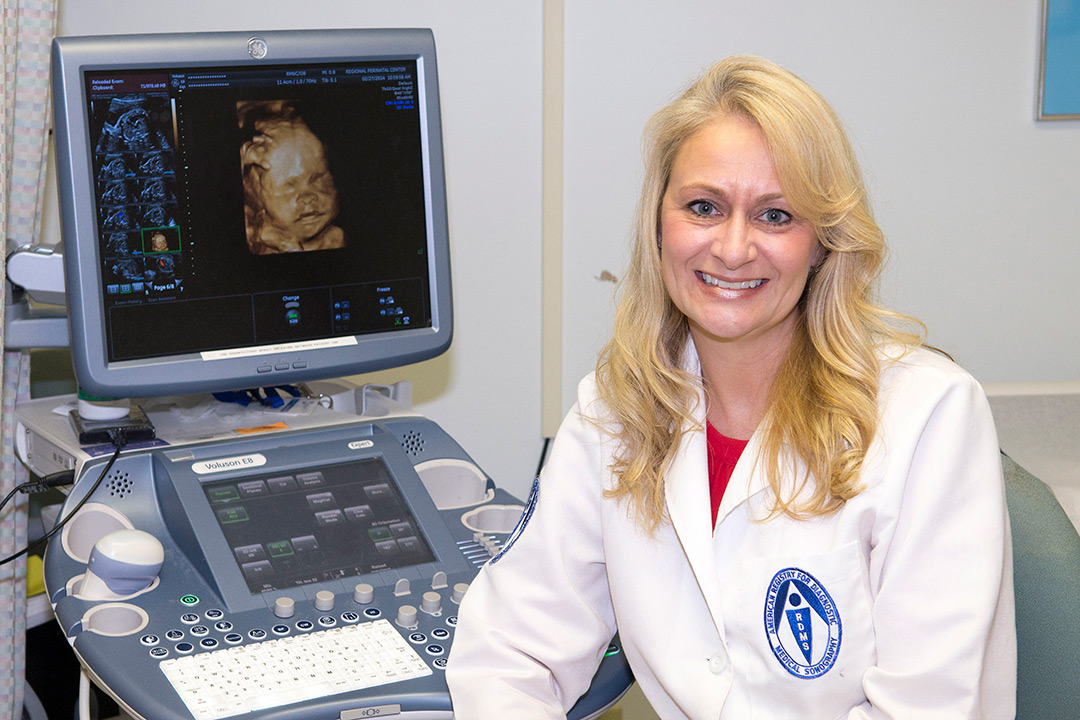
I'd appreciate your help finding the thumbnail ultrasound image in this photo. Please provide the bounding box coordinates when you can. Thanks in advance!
[89,95,181,292]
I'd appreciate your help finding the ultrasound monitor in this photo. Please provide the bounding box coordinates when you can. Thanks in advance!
[51,29,452,398]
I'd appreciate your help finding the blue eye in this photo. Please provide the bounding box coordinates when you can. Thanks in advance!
[760,208,792,225]
[688,200,717,216]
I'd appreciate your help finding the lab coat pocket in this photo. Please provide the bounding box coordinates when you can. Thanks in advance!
[735,540,875,718]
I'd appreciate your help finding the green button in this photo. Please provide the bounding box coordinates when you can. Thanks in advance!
[208,486,241,503]
[180,595,200,606]
[267,540,294,558]
[216,506,249,524]
[368,527,394,542]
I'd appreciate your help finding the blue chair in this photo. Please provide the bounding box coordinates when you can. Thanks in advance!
[1001,452,1080,719]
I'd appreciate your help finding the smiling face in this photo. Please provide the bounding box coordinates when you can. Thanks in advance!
[660,114,821,360]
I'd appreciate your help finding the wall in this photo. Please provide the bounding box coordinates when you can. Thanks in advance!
[50,0,545,499]
[45,2,1080,496]
[561,0,1080,413]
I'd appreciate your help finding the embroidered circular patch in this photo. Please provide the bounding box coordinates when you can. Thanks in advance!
[763,567,842,678]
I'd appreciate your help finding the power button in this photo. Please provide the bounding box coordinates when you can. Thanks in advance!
[180,595,200,607]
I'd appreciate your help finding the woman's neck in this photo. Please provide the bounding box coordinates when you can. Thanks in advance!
[692,327,792,441]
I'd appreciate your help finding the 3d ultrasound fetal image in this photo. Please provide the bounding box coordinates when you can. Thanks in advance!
[238,100,347,255]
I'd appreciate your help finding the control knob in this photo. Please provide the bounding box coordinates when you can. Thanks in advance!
[315,590,335,611]
[274,597,295,619]
[420,591,442,615]
[353,583,375,604]
[395,605,418,628]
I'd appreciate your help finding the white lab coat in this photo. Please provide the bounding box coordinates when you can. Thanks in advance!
[446,345,1016,719]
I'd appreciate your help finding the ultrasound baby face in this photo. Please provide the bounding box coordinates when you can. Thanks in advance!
[256,123,338,238]
[239,102,345,254]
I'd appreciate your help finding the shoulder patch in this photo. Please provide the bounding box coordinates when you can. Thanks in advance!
[488,476,539,565]
[763,567,842,678]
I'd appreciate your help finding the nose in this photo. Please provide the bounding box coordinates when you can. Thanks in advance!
[297,187,319,211]
[711,216,756,269]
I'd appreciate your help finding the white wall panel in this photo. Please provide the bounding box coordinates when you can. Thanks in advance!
[561,1,1080,413]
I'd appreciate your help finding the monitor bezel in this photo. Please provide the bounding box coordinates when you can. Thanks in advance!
[52,29,452,398]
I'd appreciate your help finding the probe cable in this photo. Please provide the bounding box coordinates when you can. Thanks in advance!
[0,431,126,567]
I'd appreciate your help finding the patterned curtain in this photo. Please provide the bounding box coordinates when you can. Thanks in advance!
[0,1,58,715]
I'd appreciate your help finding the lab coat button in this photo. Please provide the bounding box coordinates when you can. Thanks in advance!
[708,652,728,674]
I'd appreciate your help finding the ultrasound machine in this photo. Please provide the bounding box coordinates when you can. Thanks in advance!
[14,28,632,719]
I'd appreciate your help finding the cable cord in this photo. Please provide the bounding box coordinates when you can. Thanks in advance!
[78,670,91,720]
[535,436,552,478]
[0,469,76,515]
[0,433,126,567]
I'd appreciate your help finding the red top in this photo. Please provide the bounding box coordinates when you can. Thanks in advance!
[707,423,749,528]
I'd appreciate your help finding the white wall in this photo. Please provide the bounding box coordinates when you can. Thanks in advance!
[561,0,1080,413]
[53,0,545,498]
[47,1,1080,496]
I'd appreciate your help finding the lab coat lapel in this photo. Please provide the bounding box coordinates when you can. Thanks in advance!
[713,431,768,526]
[664,412,729,641]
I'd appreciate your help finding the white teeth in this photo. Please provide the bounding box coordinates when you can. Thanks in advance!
[700,272,764,290]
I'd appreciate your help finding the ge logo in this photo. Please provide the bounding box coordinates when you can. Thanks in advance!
[246,36,268,60]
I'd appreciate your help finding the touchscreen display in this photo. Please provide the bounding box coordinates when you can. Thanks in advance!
[202,457,436,594]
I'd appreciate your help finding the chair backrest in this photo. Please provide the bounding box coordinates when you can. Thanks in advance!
[1001,452,1080,719]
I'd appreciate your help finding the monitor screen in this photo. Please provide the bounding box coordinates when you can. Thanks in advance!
[52,30,452,398]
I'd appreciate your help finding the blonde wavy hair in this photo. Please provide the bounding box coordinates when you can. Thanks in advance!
[595,55,923,532]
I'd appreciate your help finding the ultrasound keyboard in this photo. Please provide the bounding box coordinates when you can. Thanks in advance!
[159,619,432,719]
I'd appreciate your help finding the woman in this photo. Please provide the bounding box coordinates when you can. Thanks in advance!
[446,56,1015,719]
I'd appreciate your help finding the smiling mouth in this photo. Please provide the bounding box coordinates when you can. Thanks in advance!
[698,271,765,290]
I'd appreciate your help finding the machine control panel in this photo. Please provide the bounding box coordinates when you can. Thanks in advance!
[43,416,631,719]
